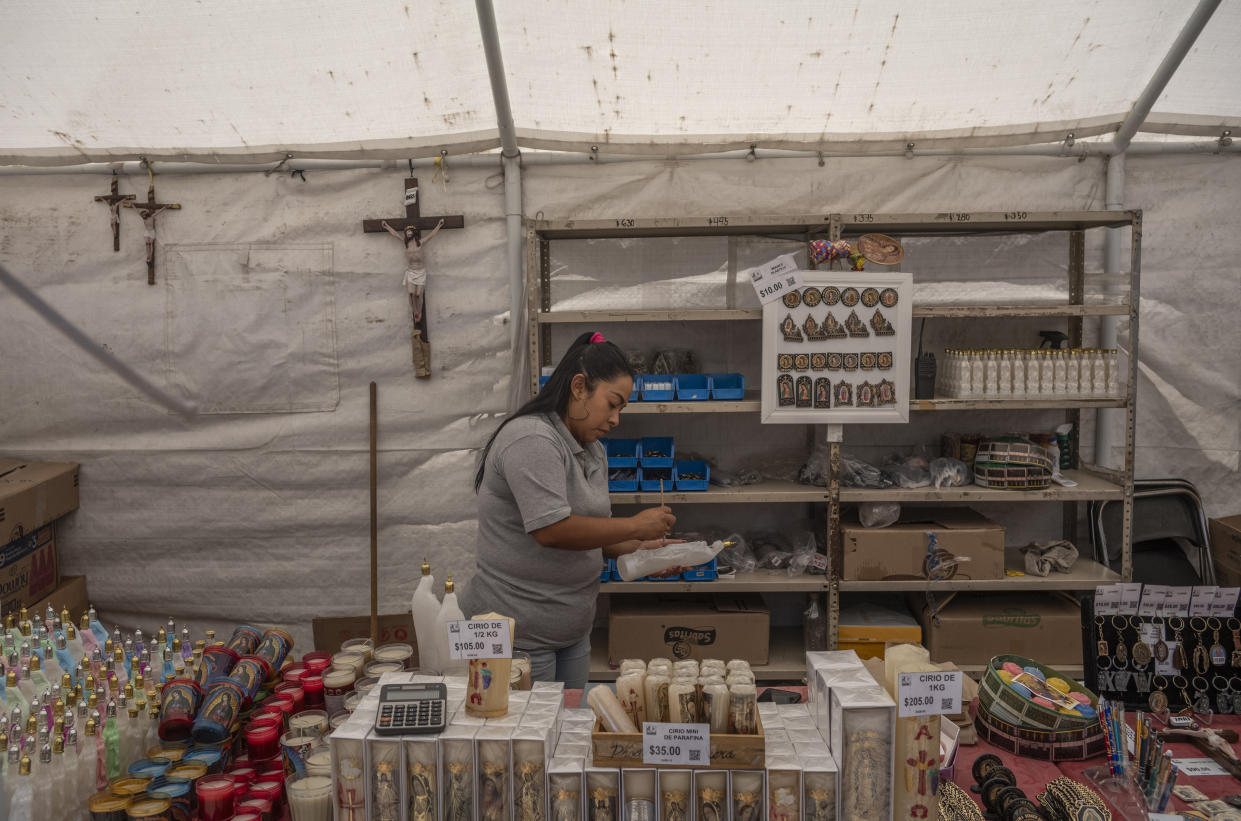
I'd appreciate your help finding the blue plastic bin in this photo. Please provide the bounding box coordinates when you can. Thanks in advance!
[639,437,675,468]
[605,438,641,468]
[629,375,641,403]
[538,375,550,391]
[682,558,719,581]
[607,468,639,492]
[641,376,675,401]
[674,374,710,401]
[708,373,746,400]
[639,467,674,492]
[600,560,613,582]
[675,460,710,491]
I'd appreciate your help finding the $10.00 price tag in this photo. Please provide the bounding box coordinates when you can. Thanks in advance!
[642,722,710,766]
[745,255,803,305]
[447,619,512,660]
[897,671,963,718]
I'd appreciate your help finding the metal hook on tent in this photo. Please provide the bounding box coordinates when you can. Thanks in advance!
[1218,130,1233,153]
[408,158,415,176]
[904,142,915,160]
[1062,132,1076,154]
[817,151,825,167]
[290,169,307,183]
[139,157,153,184]
[589,145,599,162]
[264,154,292,177]
[745,144,757,162]
[432,149,449,190]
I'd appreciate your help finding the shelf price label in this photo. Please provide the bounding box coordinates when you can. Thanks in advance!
[1093,584,1123,615]
[897,671,962,718]
[1139,585,1170,617]
[744,254,803,305]
[1211,587,1240,618]
[447,619,512,660]
[643,722,710,766]
[1118,583,1144,615]
[1189,586,1218,617]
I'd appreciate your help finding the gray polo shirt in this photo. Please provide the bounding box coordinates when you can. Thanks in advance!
[460,412,611,650]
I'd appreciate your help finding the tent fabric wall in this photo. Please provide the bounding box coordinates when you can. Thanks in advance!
[2,1,1239,164]
[0,155,1237,647]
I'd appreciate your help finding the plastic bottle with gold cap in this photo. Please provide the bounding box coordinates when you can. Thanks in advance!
[28,653,52,696]
[433,575,467,676]
[76,613,100,661]
[86,605,108,647]
[9,750,33,819]
[50,734,69,820]
[5,670,30,723]
[411,556,440,674]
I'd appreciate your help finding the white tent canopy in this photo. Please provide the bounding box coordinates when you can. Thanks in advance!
[1,0,1239,165]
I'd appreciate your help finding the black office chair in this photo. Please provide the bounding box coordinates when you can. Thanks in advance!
[1089,479,1215,585]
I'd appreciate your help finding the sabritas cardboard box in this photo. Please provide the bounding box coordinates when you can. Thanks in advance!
[0,459,79,542]
[1,524,60,615]
[842,507,1005,581]
[607,594,770,665]
[1211,515,1241,586]
[914,592,1082,667]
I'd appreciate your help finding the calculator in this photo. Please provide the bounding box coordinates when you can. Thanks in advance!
[374,682,448,736]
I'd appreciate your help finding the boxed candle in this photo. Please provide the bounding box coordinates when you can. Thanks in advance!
[477,724,514,821]
[548,757,584,821]
[828,686,895,821]
[329,718,369,821]
[438,725,479,821]
[366,730,404,821]
[801,755,839,821]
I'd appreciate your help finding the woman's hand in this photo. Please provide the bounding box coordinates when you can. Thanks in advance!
[629,505,675,541]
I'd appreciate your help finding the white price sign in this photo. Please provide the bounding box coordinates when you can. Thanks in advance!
[1190,586,1218,617]
[1118,583,1144,615]
[447,619,512,660]
[897,671,963,718]
[745,255,803,305]
[1162,587,1192,617]
[1139,585,1170,617]
[1093,584,1122,616]
[642,722,710,766]
[1172,757,1231,777]
[1211,587,1240,618]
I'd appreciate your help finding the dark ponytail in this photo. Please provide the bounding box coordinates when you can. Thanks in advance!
[474,331,633,490]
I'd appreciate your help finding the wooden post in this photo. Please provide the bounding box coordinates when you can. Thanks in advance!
[370,381,379,645]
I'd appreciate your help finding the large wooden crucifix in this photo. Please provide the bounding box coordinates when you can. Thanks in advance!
[122,184,181,285]
[93,173,135,252]
[362,178,464,378]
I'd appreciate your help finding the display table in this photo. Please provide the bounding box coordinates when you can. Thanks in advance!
[569,687,1241,816]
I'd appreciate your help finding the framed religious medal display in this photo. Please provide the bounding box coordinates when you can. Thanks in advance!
[761,270,912,424]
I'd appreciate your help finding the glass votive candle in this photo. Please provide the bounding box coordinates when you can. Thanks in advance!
[280,730,322,778]
[228,765,257,789]
[127,757,172,779]
[257,754,285,775]
[322,668,356,715]
[195,774,236,821]
[244,722,280,761]
[166,761,209,783]
[331,651,367,679]
[304,747,333,779]
[288,709,329,738]
[281,663,309,684]
[274,682,305,713]
[248,712,283,732]
[353,676,380,696]
[125,792,173,820]
[343,691,362,713]
[372,642,415,670]
[237,796,274,821]
[183,746,226,774]
[328,711,350,730]
[232,813,263,821]
[88,791,132,819]
[300,674,325,710]
[260,694,296,727]
[300,652,331,674]
[286,772,334,821]
[109,775,152,799]
[510,650,532,691]
[339,638,373,664]
[364,661,403,678]
[249,778,284,814]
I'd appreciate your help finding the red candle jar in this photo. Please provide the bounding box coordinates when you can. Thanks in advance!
[274,682,305,713]
[301,652,331,674]
[244,722,280,761]
[281,663,309,684]
[256,754,284,775]
[248,712,282,732]
[249,779,284,814]
[237,796,274,821]
[228,765,258,789]
[260,695,295,728]
[300,675,325,710]
[195,774,236,821]
[232,813,263,821]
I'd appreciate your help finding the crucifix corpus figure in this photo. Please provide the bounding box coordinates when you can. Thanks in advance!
[362,178,464,378]
[93,173,135,252]
[122,185,181,285]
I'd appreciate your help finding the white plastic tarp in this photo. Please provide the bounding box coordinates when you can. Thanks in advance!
[1,155,1238,647]
[2,1,1240,164]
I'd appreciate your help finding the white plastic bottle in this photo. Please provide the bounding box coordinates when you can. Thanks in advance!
[410,558,441,673]
[8,752,32,821]
[999,350,1013,398]
[968,351,983,399]
[1066,349,1082,398]
[1106,349,1120,397]
[433,576,468,677]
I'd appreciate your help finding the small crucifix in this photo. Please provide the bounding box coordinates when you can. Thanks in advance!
[93,172,135,252]
[362,178,464,378]
[122,184,181,285]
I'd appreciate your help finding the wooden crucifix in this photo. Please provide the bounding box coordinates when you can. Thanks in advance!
[362,178,464,378]
[93,173,135,252]
[122,184,181,285]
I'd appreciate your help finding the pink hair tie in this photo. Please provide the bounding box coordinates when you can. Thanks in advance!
[589,332,606,344]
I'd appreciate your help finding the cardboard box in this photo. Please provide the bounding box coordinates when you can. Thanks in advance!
[0,459,79,542]
[837,603,921,660]
[27,575,89,624]
[1,523,60,616]
[607,594,770,665]
[311,613,418,658]
[1211,515,1241,586]
[842,507,1005,581]
[915,592,1082,667]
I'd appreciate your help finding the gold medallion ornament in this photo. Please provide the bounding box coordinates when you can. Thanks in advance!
[1112,617,1129,667]
[1149,676,1169,713]
[1095,616,1109,657]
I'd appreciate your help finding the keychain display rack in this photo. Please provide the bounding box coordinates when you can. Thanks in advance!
[1083,588,1241,714]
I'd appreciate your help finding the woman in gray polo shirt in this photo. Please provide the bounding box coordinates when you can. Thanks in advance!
[460,331,676,687]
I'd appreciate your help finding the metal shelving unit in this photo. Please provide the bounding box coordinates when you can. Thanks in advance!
[526,210,1140,682]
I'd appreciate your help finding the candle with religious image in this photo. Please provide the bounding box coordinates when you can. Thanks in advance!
[465,612,516,719]
[287,772,334,821]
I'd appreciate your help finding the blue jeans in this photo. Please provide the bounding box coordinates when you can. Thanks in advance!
[523,634,591,689]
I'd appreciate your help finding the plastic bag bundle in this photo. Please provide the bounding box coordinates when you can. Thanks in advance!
[930,457,969,488]
[882,453,931,488]
[716,533,757,573]
[859,502,900,529]
[753,534,794,570]
[841,455,893,488]
[709,464,762,487]
[787,531,827,576]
